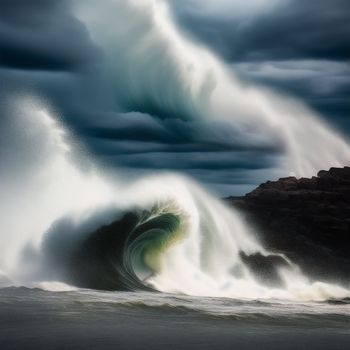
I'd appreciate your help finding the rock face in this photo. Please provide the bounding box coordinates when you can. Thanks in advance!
[226,167,350,284]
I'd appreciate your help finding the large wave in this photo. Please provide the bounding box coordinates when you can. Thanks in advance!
[1,0,350,302]
[0,98,348,301]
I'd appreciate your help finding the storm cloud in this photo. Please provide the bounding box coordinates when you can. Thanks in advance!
[170,0,349,62]
[0,0,100,71]
[0,0,349,196]
[169,0,350,132]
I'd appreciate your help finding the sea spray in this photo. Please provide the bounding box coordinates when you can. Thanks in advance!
[0,97,349,301]
[75,0,350,177]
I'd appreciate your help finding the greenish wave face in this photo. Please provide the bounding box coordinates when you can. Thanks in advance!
[41,202,190,292]
[35,186,350,301]
[128,205,188,283]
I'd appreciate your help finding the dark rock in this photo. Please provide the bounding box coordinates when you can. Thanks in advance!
[239,252,290,287]
[225,167,350,285]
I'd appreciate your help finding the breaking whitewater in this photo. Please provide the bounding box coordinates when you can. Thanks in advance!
[1,100,349,302]
[1,98,350,349]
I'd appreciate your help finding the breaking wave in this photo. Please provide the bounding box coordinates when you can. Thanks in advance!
[1,0,350,302]
[0,99,347,302]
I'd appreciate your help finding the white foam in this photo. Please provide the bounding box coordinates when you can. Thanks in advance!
[1,0,349,301]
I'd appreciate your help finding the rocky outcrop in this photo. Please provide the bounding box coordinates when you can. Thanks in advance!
[226,167,350,284]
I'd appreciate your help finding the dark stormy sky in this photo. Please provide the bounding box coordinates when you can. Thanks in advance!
[0,0,349,195]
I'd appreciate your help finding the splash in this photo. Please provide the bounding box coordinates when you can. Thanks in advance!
[0,97,349,302]
[75,0,350,177]
[0,97,114,282]
[1,0,350,302]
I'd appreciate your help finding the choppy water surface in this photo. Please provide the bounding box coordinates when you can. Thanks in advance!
[1,287,350,350]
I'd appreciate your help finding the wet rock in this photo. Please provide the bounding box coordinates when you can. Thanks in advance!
[226,167,350,284]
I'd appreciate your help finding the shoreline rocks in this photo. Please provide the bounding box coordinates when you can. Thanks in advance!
[225,167,350,284]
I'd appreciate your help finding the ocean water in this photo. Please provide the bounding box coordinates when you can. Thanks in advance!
[1,287,350,350]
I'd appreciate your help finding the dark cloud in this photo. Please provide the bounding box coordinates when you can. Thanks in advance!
[169,0,350,134]
[237,0,350,62]
[235,60,350,133]
[102,151,274,171]
[73,111,282,192]
[78,113,281,152]
[0,0,100,71]
[0,0,349,196]
[170,0,350,63]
